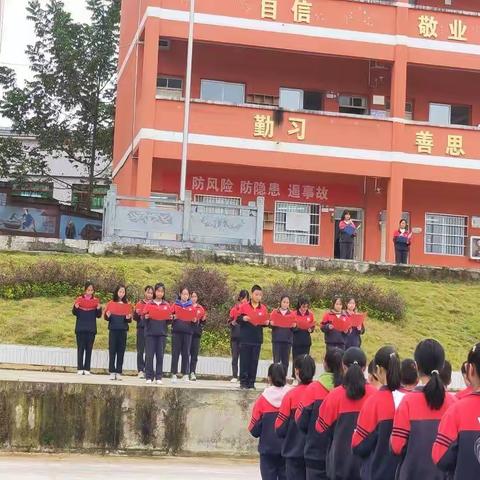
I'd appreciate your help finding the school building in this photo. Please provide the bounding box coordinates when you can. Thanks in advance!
[113,0,480,268]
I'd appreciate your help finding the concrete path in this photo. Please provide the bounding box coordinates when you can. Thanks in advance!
[0,454,260,479]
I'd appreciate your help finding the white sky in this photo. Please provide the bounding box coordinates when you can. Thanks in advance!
[0,0,91,127]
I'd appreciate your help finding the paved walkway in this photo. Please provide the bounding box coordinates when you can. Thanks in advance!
[0,454,260,479]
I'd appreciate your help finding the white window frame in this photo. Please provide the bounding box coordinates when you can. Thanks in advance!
[200,79,245,104]
[157,76,183,99]
[273,200,320,246]
[279,87,304,110]
[424,212,468,257]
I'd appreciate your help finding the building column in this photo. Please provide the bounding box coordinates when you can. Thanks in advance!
[386,167,404,263]
[135,139,154,199]
[390,46,408,120]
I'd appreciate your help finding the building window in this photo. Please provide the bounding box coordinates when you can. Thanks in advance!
[200,80,245,104]
[279,88,322,111]
[428,103,471,126]
[246,93,279,106]
[194,194,241,215]
[274,201,320,245]
[71,185,109,210]
[425,213,468,256]
[338,95,368,115]
[157,76,183,99]
[11,182,53,199]
[385,98,414,120]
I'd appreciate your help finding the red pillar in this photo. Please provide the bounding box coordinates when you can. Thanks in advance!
[386,166,404,263]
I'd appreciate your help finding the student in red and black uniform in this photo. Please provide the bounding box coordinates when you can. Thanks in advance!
[238,285,269,390]
[345,297,365,350]
[189,291,207,381]
[134,285,154,379]
[171,286,197,383]
[276,355,316,480]
[104,285,132,381]
[270,295,296,376]
[352,346,402,480]
[296,348,344,480]
[292,297,315,375]
[143,283,171,384]
[321,296,348,351]
[249,363,291,480]
[433,342,480,480]
[456,360,473,399]
[72,281,102,375]
[393,219,413,265]
[338,210,358,260]
[391,339,456,480]
[400,358,419,393]
[316,347,376,480]
[229,290,249,383]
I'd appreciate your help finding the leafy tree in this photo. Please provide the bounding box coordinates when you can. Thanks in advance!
[0,0,120,208]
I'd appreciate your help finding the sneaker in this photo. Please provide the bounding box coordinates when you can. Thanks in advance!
[230,377,238,383]
[189,373,197,381]
[156,379,163,385]
[146,379,153,384]
[171,374,178,383]
[138,371,145,379]
[116,374,122,381]
[109,373,116,381]
[77,370,84,375]
[182,375,190,382]
[84,370,92,376]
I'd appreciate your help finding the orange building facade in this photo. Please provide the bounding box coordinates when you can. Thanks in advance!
[113,0,480,267]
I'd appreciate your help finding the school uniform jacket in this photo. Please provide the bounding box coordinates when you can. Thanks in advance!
[293,310,315,347]
[270,309,295,344]
[390,387,456,480]
[238,302,269,345]
[295,376,333,464]
[351,386,401,480]
[249,385,291,455]
[228,304,241,340]
[192,304,206,337]
[275,384,309,459]
[432,391,480,480]
[316,384,377,480]
[339,220,357,243]
[104,301,131,331]
[72,296,101,334]
[171,302,196,335]
[393,230,411,251]
[134,300,148,329]
[143,300,171,337]
[455,385,473,399]
[321,311,347,347]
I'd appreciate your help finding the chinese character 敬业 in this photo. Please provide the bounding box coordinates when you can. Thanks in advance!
[207,177,219,192]
[220,178,233,193]
[240,181,253,195]
[446,135,465,157]
[268,183,281,197]
[288,117,306,140]
[418,15,438,39]
[254,114,274,139]
[288,184,301,198]
[292,0,312,24]
[192,176,205,190]
[316,186,328,201]
[416,131,434,154]
[261,0,277,20]
[448,19,467,42]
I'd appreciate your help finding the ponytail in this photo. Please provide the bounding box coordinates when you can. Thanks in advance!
[467,343,480,382]
[294,354,316,385]
[414,339,446,410]
[324,347,344,387]
[374,346,401,391]
[343,347,367,400]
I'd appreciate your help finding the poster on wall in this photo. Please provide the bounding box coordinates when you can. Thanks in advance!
[470,236,480,260]
[0,205,57,236]
[59,215,102,241]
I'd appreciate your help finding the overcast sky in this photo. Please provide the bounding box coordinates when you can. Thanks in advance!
[0,0,91,127]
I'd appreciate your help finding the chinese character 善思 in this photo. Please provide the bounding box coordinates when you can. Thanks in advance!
[416,131,434,154]
[446,135,465,157]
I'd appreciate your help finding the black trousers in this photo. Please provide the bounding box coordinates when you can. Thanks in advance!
[286,458,306,480]
[171,332,193,375]
[108,330,127,374]
[239,343,261,388]
[190,335,201,374]
[145,335,166,380]
[260,454,286,480]
[272,342,291,376]
[76,332,95,371]
[292,344,310,376]
[305,460,327,480]
[326,342,346,352]
[136,327,145,372]
[231,338,240,378]
[339,241,354,260]
[395,247,409,264]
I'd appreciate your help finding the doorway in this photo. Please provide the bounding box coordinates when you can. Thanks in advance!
[333,207,364,261]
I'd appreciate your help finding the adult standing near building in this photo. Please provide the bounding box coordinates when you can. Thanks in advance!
[393,219,413,264]
[338,210,358,260]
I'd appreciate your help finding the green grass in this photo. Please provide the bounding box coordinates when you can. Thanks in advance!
[0,252,479,368]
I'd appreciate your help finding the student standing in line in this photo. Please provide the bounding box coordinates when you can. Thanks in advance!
[189,291,207,381]
[229,289,250,383]
[270,295,296,376]
[104,285,132,381]
[134,285,154,379]
[456,360,473,399]
[292,297,315,376]
[170,286,196,383]
[368,360,383,390]
[296,348,344,480]
[238,285,269,390]
[390,339,456,480]
[143,283,171,385]
[72,281,102,375]
[345,297,365,349]
[432,342,480,480]
[400,358,419,392]
[352,346,403,480]
[321,296,348,351]
[315,347,376,480]
[393,219,413,265]
[249,363,291,480]
[276,355,316,480]
[338,210,358,260]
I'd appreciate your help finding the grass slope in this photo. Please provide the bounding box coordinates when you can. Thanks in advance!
[0,253,478,367]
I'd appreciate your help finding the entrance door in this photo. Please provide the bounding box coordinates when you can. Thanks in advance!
[380,211,410,262]
[334,208,364,261]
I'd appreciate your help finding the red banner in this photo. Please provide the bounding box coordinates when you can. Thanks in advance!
[270,310,296,328]
[295,313,315,331]
[349,313,366,328]
[106,301,132,317]
[75,296,100,311]
[174,305,197,322]
[332,314,350,333]
[145,303,172,321]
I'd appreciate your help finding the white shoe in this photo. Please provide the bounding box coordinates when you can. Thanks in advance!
[230,377,238,383]
[116,374,122,381]
[146,379,153,384]
[171,374,178,383]
[182,375,190,382]
[138,371,145,379]
[77,370,84,375]
[84,370,92,376]
[109,373,116,381]
[156,379,163,385]
[189,373,196,381]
